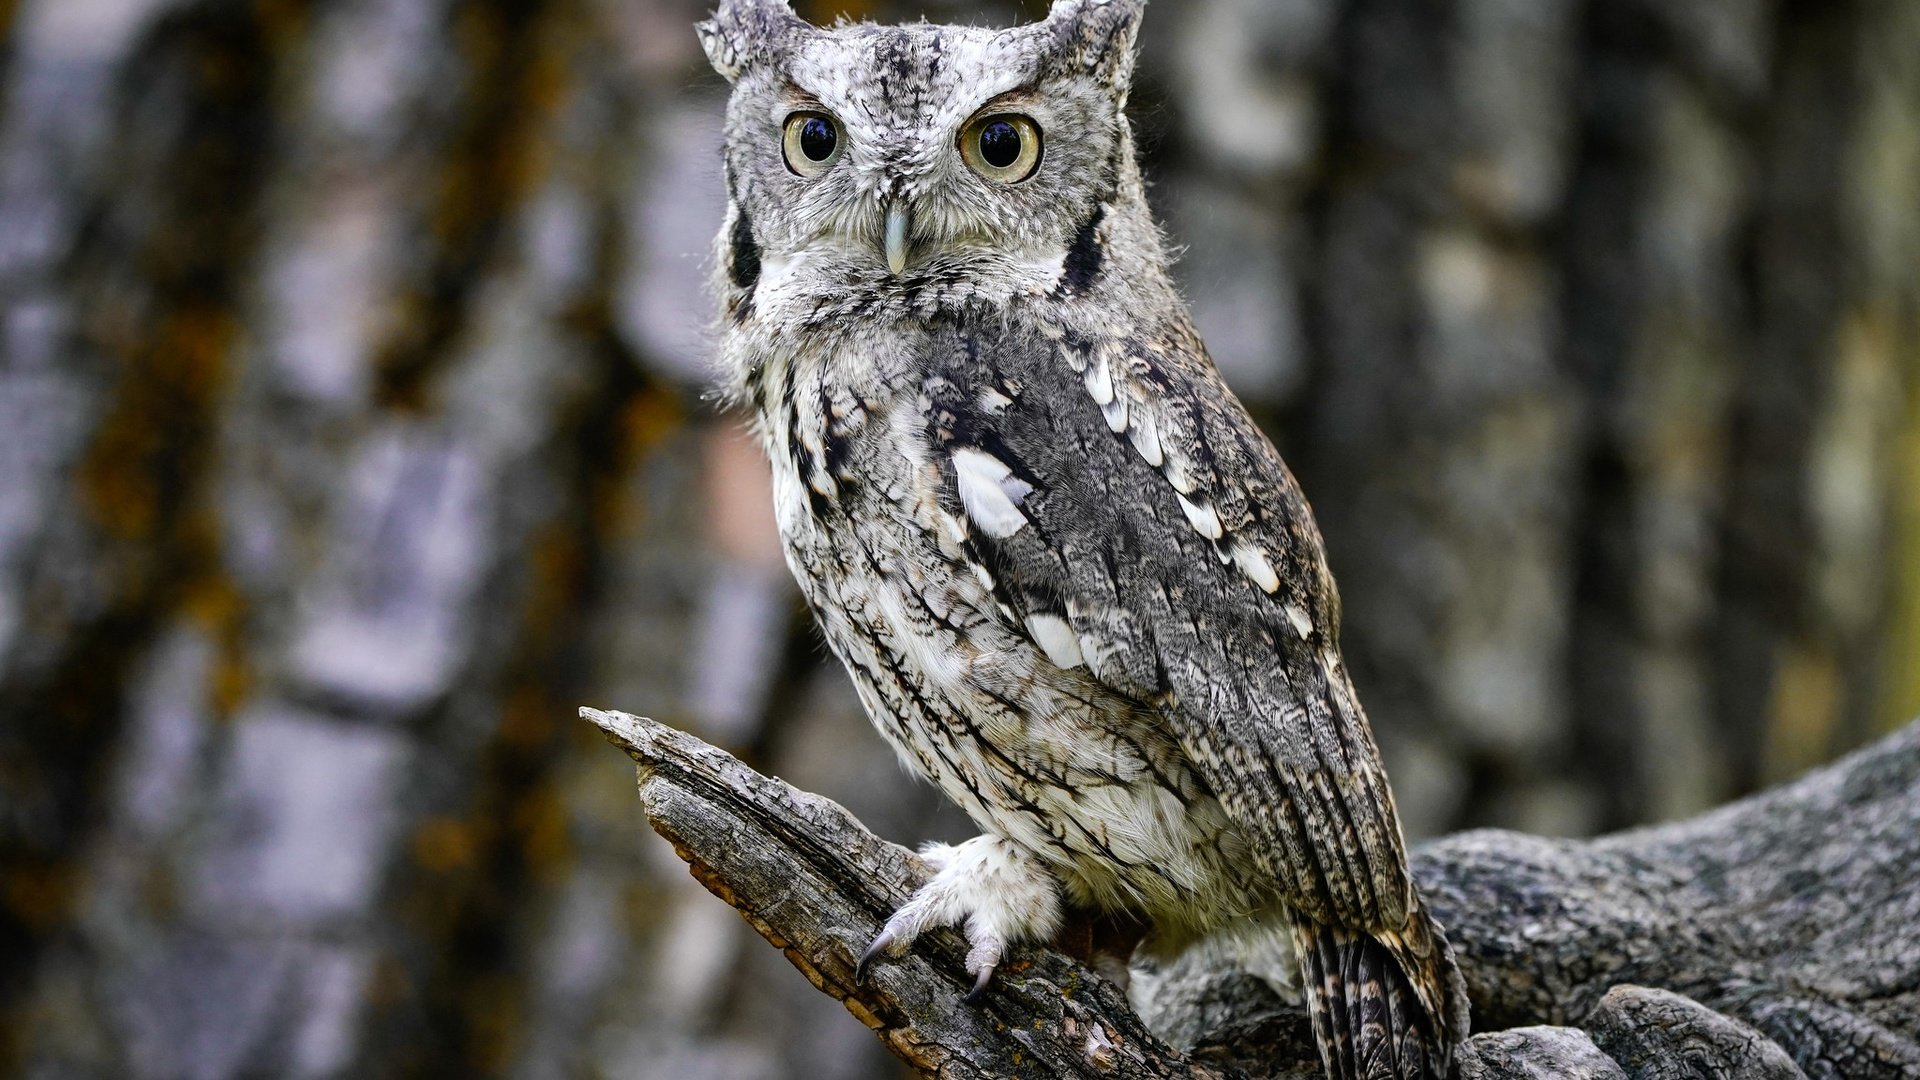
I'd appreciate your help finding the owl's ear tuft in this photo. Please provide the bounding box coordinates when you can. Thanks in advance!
[697,0,809,83]
[1041,0,1145,99]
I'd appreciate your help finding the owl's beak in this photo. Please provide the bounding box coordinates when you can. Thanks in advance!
[884,204,911,275]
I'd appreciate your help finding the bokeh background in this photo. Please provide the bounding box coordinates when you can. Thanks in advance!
[1,0,1917,1076]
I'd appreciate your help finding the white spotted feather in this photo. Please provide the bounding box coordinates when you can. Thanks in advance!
[952,446,1032,539]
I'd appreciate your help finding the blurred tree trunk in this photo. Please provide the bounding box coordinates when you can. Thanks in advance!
[1143,0,1920,833]
[0,1,1915,1078]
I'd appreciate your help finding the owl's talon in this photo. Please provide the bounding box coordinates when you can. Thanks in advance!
[962,933,1004,998]
[962,964,996,1004]
[854,929,896,985]
[854,836,1060,1001]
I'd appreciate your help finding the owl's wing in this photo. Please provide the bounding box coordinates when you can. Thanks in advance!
[921,311,1413,934]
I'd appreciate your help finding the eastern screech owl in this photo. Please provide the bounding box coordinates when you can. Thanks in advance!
[697,2,1469,1077]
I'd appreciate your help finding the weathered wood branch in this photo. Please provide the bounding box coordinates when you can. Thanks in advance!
[583,707,1920,1079]
[581,707,1208,1079]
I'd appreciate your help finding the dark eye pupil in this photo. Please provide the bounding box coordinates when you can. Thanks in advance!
[979,121,1021,169]
[799,117,836,161]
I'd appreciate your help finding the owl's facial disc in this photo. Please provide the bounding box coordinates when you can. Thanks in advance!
[707,3,1143,296]
[774,98,1053,277]
[878,115,1038,276]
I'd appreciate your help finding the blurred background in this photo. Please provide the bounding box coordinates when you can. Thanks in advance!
[0,0,1916,1076]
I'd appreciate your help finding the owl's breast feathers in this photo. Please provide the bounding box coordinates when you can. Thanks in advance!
[753,293,1464,1051]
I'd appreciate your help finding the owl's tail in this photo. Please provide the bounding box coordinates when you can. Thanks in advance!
[1289,901,1469,1080]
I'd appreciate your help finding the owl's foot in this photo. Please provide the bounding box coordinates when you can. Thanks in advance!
[855,834,1062,1003]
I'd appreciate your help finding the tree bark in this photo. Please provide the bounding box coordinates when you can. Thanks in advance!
[585,706,1920,1080]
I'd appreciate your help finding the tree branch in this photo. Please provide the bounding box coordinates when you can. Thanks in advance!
[582,707,1920,1079]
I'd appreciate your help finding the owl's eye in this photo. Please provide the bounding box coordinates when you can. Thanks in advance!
[782,112,842,177]
[960,114,1041,184]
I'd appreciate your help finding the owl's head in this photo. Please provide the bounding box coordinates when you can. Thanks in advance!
[700,0,1144,303]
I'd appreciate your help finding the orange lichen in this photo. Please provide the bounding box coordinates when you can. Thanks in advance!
[2,865,74,933]
[498,686,559,750]
[78,304,234,550]
[511,786,572,885]
[621,386,685,458]
[1765,642,1842,785]
[1882,383,1920,733]
[413,816,481,875]
[181,573,253,716]
[461,973,523,1075]
[519,526,586,641]
[593,386,684,536]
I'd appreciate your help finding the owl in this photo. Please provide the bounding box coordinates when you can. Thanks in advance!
[697,1,1469,1077]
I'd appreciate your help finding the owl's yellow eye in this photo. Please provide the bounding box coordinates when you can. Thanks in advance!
[782,112,842,177]
[960,114,1041,184]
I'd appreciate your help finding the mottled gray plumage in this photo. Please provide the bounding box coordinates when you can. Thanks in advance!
[698,2,1469,1077]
